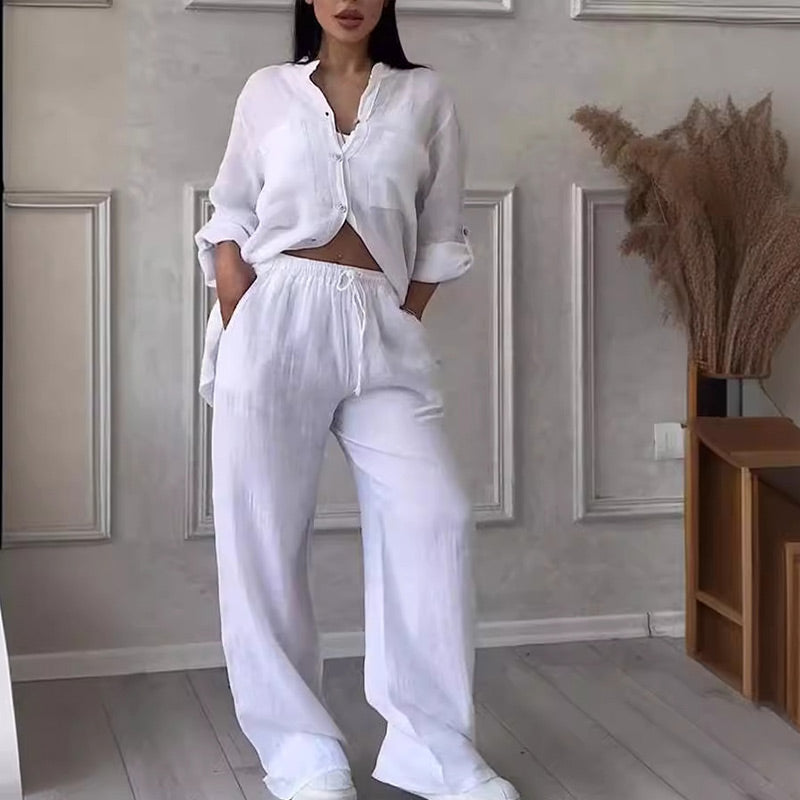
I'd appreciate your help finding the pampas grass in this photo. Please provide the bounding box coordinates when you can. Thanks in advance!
[572,95,800,377]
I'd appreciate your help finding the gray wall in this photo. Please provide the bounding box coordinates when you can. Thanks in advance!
[2,0,799,658]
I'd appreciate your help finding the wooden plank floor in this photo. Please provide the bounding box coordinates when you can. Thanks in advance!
[13,639,800,800]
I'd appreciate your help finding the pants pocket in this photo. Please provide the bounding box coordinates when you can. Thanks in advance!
[391,301,428,337]
[222,273,263,335]
[397,306,425,330]
[382,297,438,373]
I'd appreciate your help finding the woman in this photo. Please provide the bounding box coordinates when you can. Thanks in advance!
[195,2,519,800]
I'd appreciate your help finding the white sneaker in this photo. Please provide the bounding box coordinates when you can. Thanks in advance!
[292,769,357,800]
[421,777,520,800]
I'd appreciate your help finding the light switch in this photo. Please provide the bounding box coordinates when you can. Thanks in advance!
[654,422,685,461]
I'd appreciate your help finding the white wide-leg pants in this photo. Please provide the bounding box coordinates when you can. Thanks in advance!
[206,255,495,799]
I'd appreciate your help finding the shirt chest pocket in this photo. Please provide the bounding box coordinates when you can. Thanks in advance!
[366,126,428,211]
[256,118,325,197]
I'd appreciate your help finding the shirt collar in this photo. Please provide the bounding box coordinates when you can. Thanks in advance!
[296,59,390,80]
[295,59,389,120]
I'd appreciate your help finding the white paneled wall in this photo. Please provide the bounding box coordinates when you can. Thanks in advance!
[571,1,800,23]
[185,0,513,14]
[3,0,799,671]
[571,187,685,522]
[5,1,111,7]
[2,193,111,546]
[185,186,515,538]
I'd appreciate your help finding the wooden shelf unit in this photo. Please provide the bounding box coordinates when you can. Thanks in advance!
[696,590,743,626]
[787,542,800,727]
[685,363,800,724]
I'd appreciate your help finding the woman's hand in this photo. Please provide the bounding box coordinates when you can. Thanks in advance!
[215,242,257,328]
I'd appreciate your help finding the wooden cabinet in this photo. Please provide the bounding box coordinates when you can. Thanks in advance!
[685,411,800,727]
[788,542,800,726]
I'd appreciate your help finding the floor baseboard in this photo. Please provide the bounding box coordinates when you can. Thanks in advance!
[648,610,686,638]
[10,610,685,683]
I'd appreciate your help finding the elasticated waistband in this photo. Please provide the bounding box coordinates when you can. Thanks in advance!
[256,253,391,286]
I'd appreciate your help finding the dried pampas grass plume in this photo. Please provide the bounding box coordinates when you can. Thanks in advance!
[572,95,800,377]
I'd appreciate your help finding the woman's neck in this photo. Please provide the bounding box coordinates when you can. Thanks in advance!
[317,37,372,76]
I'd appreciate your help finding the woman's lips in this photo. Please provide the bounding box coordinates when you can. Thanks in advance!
[335,11,364,28]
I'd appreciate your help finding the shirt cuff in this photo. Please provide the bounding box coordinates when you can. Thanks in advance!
[412,240,474,284]
[194,220,252,287]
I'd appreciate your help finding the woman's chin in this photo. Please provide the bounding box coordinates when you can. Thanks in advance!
[328,29,371,45]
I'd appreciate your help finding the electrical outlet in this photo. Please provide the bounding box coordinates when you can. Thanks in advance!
[654,422,685,461]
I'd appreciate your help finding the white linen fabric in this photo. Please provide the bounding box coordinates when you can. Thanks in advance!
[196,60,473,408]
[194,59,473,299]
[210,254,495,799]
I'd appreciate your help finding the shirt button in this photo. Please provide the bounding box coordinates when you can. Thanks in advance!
[333,153,343,162]
[338,203,347,212]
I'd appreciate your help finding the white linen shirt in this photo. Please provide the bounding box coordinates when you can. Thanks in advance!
[194,59,473,302]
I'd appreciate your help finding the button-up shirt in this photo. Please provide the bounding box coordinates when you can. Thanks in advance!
[194,59,473,301]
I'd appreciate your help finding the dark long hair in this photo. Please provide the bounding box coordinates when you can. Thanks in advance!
[293,0,425,70]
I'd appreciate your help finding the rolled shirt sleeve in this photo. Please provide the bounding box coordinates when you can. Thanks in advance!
[412,104,473,285]
[195,79,263,287]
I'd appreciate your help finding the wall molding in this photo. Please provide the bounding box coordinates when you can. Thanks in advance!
[184,184,515,539]
[466,186,516,525]
[572,185,683,522]
[2,192,112,546]
[9,609,684,681]
[571,0,800,23]
[185,0,513,15]
[4,0,112,6]
[185,186,215,540]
